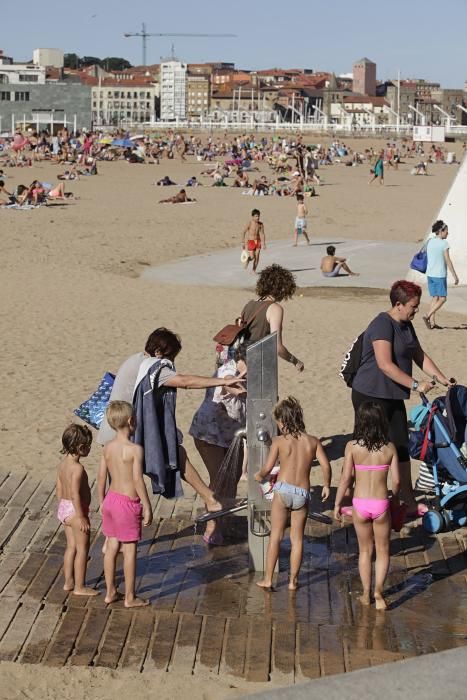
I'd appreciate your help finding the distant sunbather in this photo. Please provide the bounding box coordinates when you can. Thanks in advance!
[159,189,196,204]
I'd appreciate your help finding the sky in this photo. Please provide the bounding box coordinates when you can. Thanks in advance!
[2,0,467,86]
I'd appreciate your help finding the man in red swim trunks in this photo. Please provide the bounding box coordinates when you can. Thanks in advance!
[241,208,266,273]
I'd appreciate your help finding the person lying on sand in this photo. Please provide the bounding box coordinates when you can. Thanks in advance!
[159,189,196,204]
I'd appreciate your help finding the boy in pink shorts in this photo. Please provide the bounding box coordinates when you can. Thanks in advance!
[98,401,153,607]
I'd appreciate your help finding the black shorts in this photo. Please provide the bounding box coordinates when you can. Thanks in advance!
[351,388,409,462]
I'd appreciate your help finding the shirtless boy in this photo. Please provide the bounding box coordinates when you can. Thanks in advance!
[98,401,153,608]
[242,208,266,273]
[56,424,98,596]
[254,397,331,590]
[320,245,359,277]
[293,194,310,246]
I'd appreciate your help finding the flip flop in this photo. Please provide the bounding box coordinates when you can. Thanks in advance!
[422,317,432,330]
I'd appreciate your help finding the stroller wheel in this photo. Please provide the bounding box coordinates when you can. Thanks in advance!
[422,509,445,534]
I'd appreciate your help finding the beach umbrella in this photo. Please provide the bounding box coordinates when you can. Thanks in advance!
[98,136,113,144]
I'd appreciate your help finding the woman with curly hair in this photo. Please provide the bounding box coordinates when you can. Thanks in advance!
[334,402,400,610]
[240,263,305,371]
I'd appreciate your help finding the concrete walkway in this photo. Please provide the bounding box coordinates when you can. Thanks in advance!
[143,238,467,316]
[248,646,467,700]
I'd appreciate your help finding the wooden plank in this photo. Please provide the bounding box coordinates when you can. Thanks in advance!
[222,617,248,678]
[1,552,45,600]
[8,477,40,509]
[43,607,87,667]
[319,625,345,676]
[28,513,60,553]
[170,613,202,672]
[70,608,110,666]
[0,599,20,641]
[0,472,27,508]
[0,602,40,661]
[296,623,320,680]
[271,618,295,683]
[0,508,26,550]
[6,511,44,553]
[0,553,23,593]
[196,615,226,673]
[24,555,62,602]
[94,609,132,669]
[121,609,155,670]
[19,603,62,664]
[244,616,272,682]
[148,611,179,671]
[27,479,57,514]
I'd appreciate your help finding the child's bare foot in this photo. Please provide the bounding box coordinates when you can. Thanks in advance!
[63,579,74,591]
[256,579,273,590]
[288,578,298,591]
[73,587,99,597]
[206,495,222,513]
[124,597,150,608]
[359,592,371,606]
[374,593,387,610]
[239,473,248,482]
[104,589,123,604]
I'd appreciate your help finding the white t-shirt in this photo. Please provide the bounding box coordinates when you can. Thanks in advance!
[426,236,449,278]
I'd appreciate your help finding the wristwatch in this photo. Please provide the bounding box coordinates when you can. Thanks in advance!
[411,379,419,391]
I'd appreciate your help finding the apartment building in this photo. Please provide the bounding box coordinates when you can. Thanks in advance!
[160,60,187,121]
[90,79,157,125]
[186,74,210,118]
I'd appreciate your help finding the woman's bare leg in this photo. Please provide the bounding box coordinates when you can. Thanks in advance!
[193,439,227,539]
[178,445,221,511]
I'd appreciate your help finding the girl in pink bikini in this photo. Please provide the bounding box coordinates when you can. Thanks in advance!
[334,402,400,610]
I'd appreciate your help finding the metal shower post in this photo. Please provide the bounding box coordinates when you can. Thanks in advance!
[246,333,278,571]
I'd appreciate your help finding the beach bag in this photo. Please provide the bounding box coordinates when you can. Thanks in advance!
[339,332,364,387]
[213,301,269,347]
[410,247,428,274]
[73,372,115,429]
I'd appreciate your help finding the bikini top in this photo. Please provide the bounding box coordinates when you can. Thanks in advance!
[354,464,389,471]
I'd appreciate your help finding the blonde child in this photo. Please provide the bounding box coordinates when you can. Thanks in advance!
[98,401,153,608]
[254,396,332,590]
[56,424,98,596]
[334,401,400,610]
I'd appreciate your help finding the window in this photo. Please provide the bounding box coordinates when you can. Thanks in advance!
[1,91,11,101]
[15,91,30,101]
[19,74,39,82]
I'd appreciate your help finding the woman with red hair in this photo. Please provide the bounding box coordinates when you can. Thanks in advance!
[351,280,455,516]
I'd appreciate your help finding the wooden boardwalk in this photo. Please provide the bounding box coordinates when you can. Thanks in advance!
[0,470,466,682]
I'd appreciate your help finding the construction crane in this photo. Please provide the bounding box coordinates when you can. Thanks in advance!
[123,22,236,66]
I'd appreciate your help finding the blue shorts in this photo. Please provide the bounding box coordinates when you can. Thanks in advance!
[272,481,310,510]
[427,276,447,298]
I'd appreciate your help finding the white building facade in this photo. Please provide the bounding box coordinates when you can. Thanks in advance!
[91,82,157,126]
[160,60,187,121]
[0,50,46,85]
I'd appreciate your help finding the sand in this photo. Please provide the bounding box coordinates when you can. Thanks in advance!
[1,137,466,697]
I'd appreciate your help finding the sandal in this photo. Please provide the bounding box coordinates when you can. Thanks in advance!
[422,316,432,330]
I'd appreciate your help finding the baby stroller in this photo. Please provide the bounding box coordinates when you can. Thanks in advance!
[418,386,467,534]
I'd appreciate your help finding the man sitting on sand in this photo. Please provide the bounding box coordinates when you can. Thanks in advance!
[159,189,196,204]
[320,246,359,277]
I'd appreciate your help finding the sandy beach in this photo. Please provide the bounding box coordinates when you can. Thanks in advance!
[1,137,466,697]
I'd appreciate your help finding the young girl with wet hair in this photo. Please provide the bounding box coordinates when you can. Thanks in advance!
[334,401,401,610]
[254,396,331,590]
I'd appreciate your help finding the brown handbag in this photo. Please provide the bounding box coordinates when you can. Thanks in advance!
[212,301,270,346]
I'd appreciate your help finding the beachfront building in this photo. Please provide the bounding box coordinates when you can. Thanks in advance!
[160,60,187,121]
[352,57,376,96]
[89,78,157,126]
[32,48,64,69]
[341,96,390,127]
[0,50,46,85]
[186,74,210,119]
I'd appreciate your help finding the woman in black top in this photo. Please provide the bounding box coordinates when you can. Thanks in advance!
[352,280,455,516]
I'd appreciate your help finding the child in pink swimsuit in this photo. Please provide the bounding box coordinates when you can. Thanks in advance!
[98,401,153,608]
[334,401,400,610]
[56,423,98,597]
